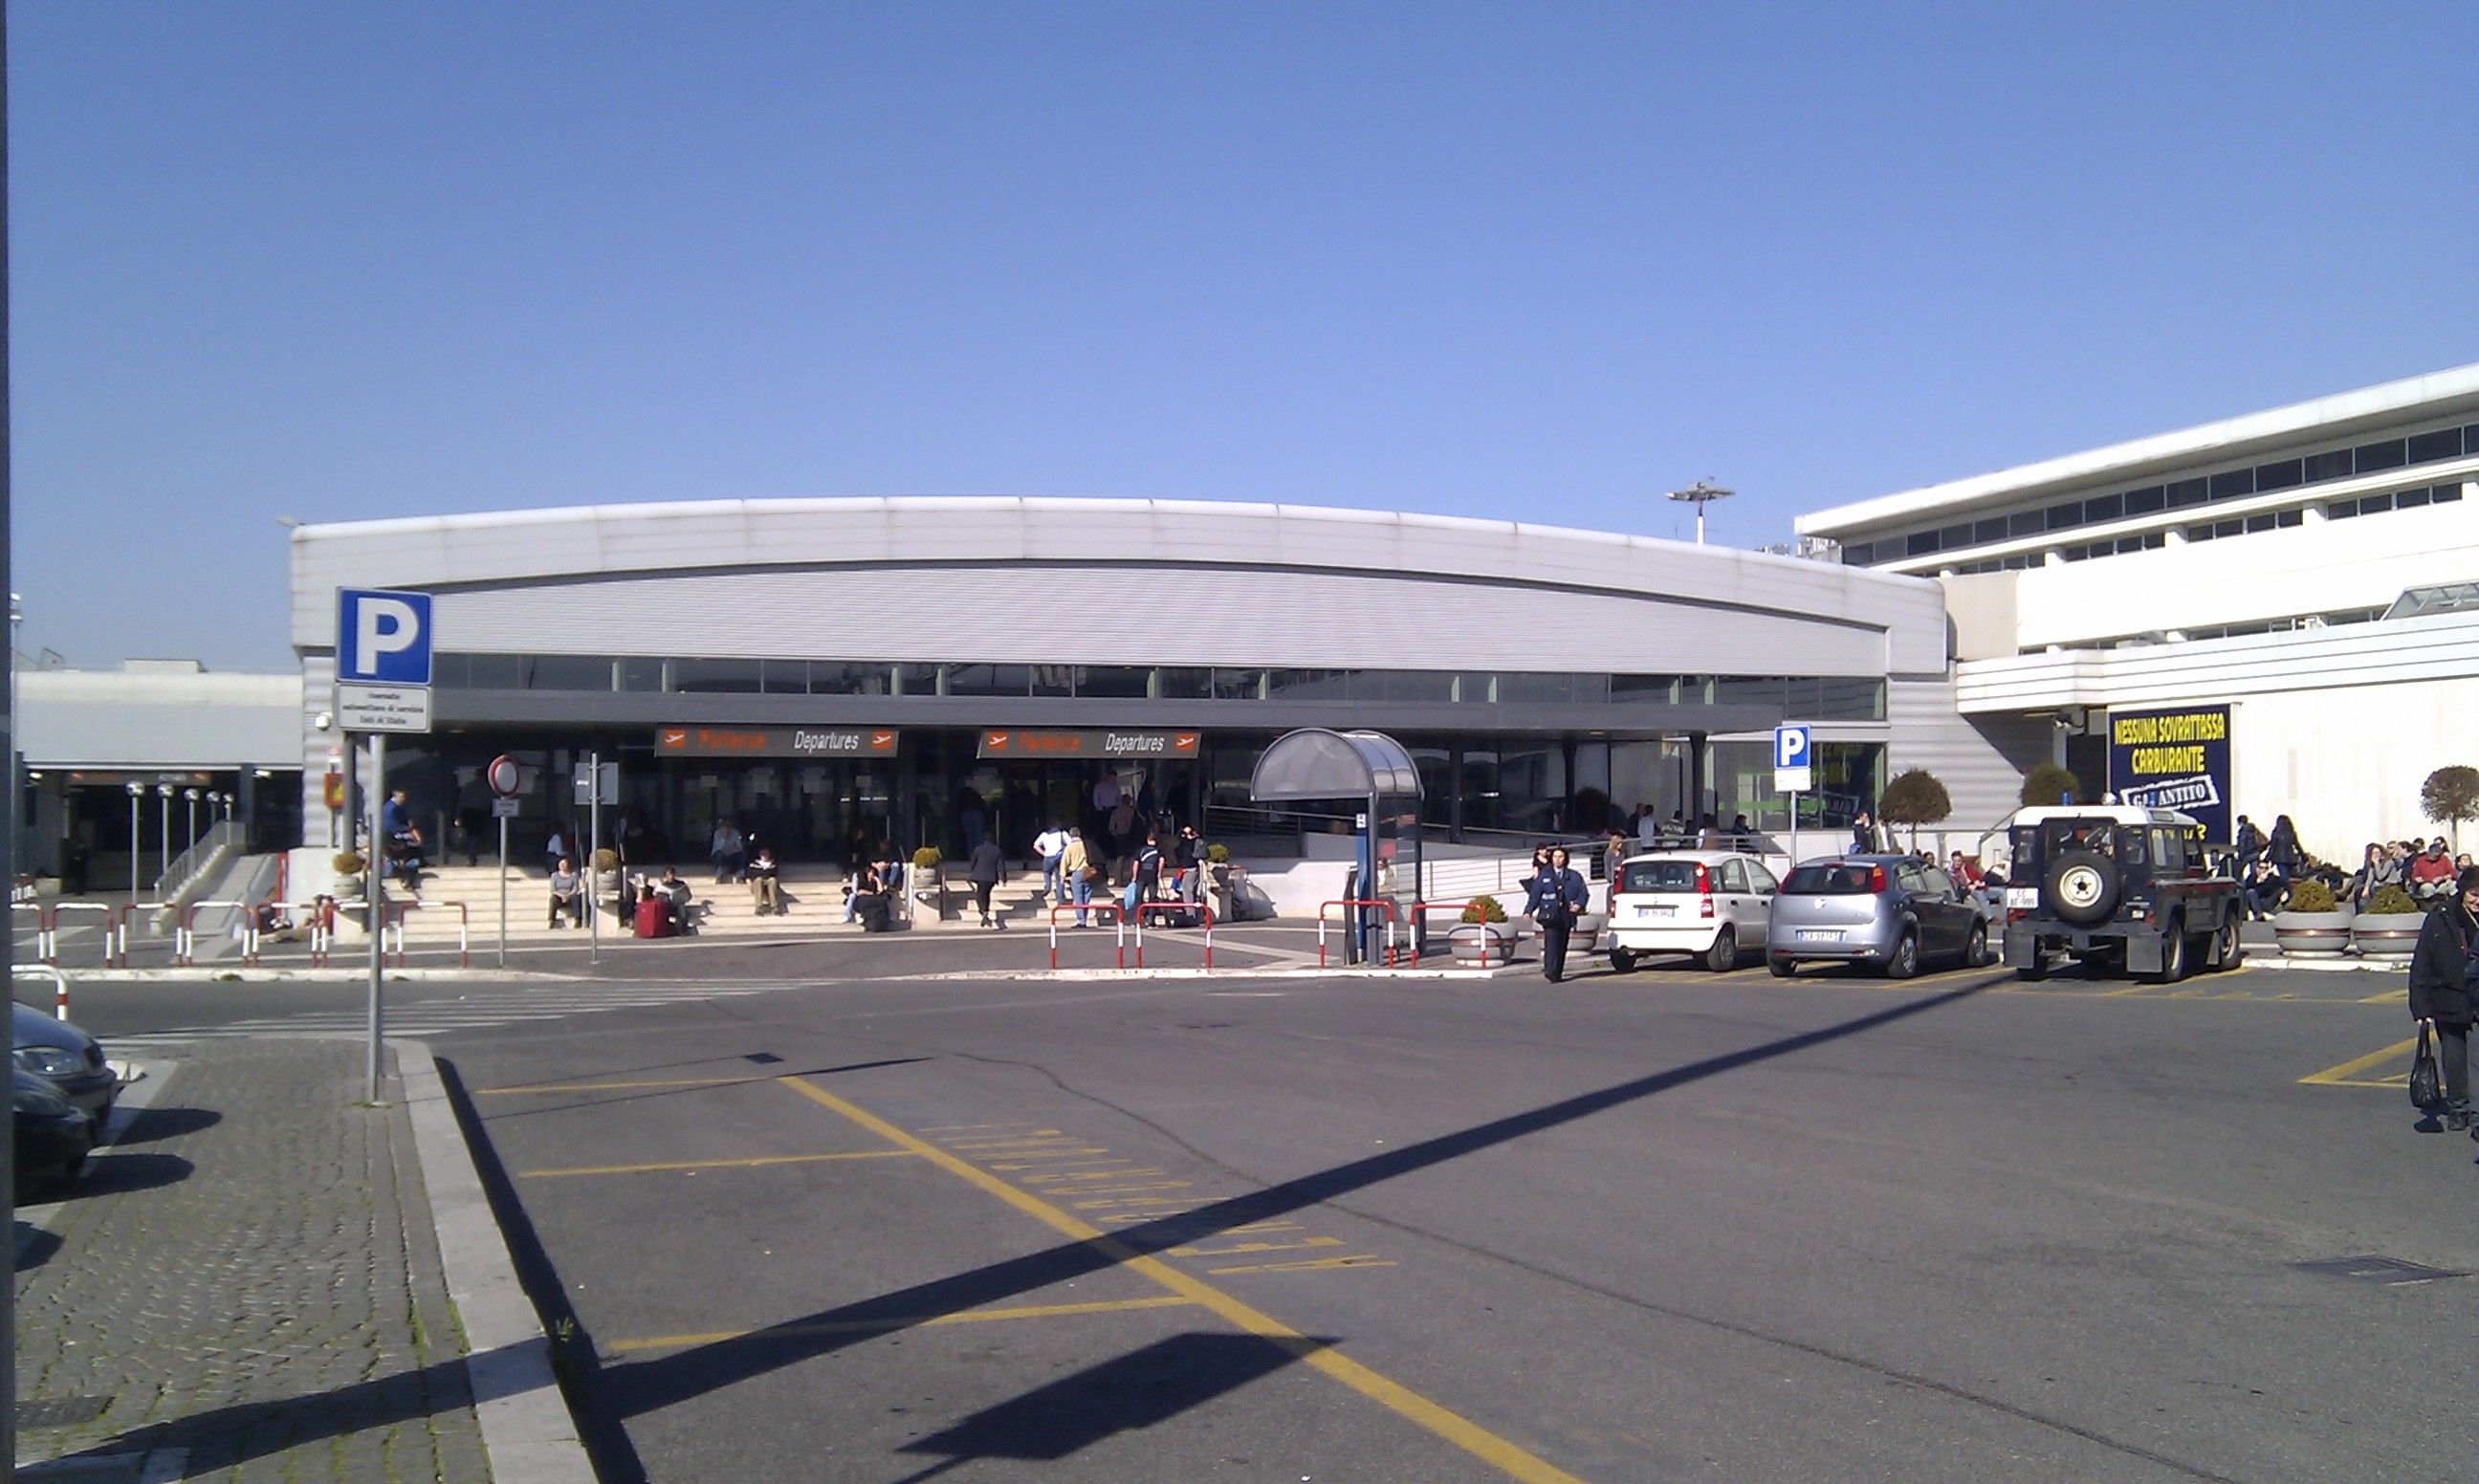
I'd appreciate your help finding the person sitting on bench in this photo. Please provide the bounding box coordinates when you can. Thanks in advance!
[748,846,783,916]
[547,858,584,928]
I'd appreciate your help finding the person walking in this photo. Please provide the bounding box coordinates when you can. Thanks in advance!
[1125,833,1164,919]
[2406,865,2479,1133]
[967,834,1004,928]
[2267,815,2303,874]
[1174,824,1208,905]
[1059,828,1095,927]
[1524,844,1589,984]
[1033,820,1070,906]
[1851,811,1882,855]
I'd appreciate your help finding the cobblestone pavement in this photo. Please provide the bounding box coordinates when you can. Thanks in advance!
[14,1039,492,1482]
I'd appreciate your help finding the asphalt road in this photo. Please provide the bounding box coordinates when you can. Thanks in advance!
[225,951,2445,1484]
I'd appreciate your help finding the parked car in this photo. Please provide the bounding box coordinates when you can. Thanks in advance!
[1766,854,1989,978]
[1607,851,1780,971]
[14,1070,94,1199]
[12,1001,117,1131]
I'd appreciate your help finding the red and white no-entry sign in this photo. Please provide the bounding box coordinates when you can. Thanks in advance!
[486,754,522,797]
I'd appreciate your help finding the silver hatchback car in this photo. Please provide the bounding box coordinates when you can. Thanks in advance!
[1766,855,1989,978]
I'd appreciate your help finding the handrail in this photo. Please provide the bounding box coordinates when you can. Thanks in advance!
[1410,901,1505,970]
[11,963,72,1021]
[1316,898,1403,969]
[1133,901,1214,971]
[13,901,48,964]
[1048,904,1130,971]
[386,900,471,968]
[46,902,118,969]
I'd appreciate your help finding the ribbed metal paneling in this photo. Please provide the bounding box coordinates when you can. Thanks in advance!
[421,562,1893,674]
[289,497,1947,671]
[1886,677,2050,836]
[1958,608,2479,712]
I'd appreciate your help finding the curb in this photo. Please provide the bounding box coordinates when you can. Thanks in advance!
[46,968,584,984]
[396,1039,598,1484]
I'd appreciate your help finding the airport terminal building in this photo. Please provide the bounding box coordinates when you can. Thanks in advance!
[284,499,2039,864]
[1800,363,2479,862]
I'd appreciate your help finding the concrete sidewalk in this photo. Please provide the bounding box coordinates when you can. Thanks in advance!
[12,1038,579,1482]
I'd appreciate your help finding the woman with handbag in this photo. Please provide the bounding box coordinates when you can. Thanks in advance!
[2405,865,2479,1133]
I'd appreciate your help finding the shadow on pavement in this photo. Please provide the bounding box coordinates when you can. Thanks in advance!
[60,976,1997,1480]
[69,1152,194,1200]
[106,1105,224,1147]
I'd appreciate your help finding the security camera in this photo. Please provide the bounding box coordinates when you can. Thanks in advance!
[314,710,334,731]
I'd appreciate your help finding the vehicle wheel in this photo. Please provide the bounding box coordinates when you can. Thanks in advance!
[2147,922,2187,984]
[1610,947,1637,973]
[1768,955,1795,978]
[2043,849,2120,926]
[2211,912,2244,971]
[1963,920,1987,969]
[1705,927,1737,973]
[1883,929,1919,979]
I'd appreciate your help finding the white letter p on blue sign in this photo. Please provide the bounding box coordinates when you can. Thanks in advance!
[1774,725,1810,770]
[338,589,433,684]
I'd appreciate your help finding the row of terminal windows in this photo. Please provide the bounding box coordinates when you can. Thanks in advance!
[1940,481,2463,572]
[2049,606,2393,652]
[1845,420,2479,565]
[427,655,1889,719]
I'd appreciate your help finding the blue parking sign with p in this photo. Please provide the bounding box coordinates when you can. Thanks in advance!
[337,588,433,685]
[1774,725,1810,770]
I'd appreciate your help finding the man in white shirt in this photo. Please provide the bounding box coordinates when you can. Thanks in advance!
[1635,807,1660,849]
[1032,821,1071,906]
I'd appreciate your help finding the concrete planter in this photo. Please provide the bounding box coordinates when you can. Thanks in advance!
[2348,911,2426,957]
[1448,923,1515,968]
[2271,909,2353,956]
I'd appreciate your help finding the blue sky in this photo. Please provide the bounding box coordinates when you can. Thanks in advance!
[13,2,2477,668]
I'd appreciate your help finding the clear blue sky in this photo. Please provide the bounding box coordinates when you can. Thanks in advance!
[12,2,2476,669]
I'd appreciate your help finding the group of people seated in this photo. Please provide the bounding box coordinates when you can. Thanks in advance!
[542,841,791,935]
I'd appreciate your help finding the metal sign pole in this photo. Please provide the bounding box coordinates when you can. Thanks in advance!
[366,732,387,1103]
[588,750,602,966]
[496,813,509,969]
[1788,790,1799,871]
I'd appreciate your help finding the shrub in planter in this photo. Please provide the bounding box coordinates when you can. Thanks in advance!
[592,848,620,874]
[331,851,366,878]
[2352,883,2427,957]
[912,846,942,869]
[1461,895,1509,925]
[2272,877,2350,956]
[2285,879,2337,913]
[1206,843,1231,864]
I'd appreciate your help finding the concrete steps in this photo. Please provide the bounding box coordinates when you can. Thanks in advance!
[379,862,1054,947]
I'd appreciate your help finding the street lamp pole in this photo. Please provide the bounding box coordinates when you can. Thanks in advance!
[125,783,143,902]
[1666,480,1736,546]
[184,787,200,854]
[156,784,173,882]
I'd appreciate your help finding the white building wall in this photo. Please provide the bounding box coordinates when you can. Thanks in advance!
[2010,497,2479,649]
[2227,679,2479,865]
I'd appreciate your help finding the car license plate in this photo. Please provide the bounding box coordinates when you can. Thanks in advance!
[2005,886,2038,909]
[1634,905,1673,918]
[1796,928,1842,943]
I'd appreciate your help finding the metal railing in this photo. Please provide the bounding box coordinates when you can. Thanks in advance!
[154,819,243,906]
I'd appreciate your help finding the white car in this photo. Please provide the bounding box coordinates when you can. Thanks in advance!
[1606,850,1780,972]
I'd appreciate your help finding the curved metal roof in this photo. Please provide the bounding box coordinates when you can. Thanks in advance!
[1250,729,1423,802]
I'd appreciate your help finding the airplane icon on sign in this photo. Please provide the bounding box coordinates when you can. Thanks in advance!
[659,730,687,748]
[985,732,1010,751]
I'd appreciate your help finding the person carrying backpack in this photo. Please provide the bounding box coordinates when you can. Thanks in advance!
[1523,845,1590,984]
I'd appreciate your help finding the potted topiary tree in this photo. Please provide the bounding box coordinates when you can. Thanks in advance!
[2271,877,2350,956]
[2422,764,2479,854]
[2349,883,2425,958]
[591,847,624,920]
[1878,767,1953,853]
[911,846,949,922]
[330,850,366,899]
[2020,763,2079,809]
[1450,894,1514,968]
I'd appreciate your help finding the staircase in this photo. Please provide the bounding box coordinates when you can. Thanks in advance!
[371,861,1063,954]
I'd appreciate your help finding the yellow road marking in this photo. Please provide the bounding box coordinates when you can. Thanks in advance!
[1207,1255,1394,1276]
[979,1147,1113,1163]
[1050,1181,1193,1197]
[918,1122,1042,1132]
[1067,1195,1193,1211]
[2358,988,2405,1005]
[1020,1168,1167,1184]
[1172,1235,1345,1258]
[604,1295,1197,1353]
[475,1075,770,1095]
[2299,1037,2420,1087]
[777,1076,1587,1484]
[942,1132,1071,1148]
[518,1149,915,1178]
